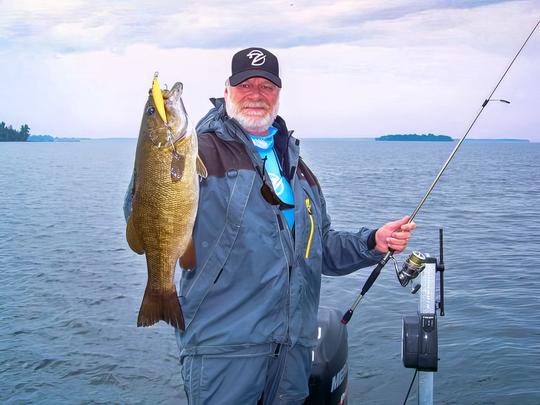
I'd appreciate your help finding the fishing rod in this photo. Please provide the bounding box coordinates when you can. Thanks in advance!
[342,19,540,325]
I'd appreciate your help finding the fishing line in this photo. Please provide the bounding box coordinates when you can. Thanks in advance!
[342,19,540,325]
[402,369,418,405]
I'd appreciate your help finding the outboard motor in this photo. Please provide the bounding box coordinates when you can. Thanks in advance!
[305,307,348,405]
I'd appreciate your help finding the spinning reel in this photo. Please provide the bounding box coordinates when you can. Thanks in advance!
[392,251,426,289]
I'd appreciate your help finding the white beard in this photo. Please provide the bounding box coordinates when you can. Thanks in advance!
[225,92,279,134]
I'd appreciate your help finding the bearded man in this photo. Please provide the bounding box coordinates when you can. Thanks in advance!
[171,47,416,404]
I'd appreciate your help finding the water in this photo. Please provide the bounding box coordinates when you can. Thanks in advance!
[1,139,539,404]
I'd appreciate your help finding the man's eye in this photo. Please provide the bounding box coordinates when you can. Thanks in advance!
[147,106,155,115]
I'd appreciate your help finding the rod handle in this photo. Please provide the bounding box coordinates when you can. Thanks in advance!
[361,251,392,295]
[341,309,353,325]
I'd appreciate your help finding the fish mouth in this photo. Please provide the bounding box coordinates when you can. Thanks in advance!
[166,82,183,101]
[165,82,189,143]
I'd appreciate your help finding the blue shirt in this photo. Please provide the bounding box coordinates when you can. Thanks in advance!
[250,128,295,230]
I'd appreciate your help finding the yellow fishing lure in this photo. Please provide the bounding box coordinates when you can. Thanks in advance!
[151,73,168,124]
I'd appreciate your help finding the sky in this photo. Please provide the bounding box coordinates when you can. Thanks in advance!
[0,0,539,140]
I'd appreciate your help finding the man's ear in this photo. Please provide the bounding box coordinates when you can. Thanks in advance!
[224,87,228,98]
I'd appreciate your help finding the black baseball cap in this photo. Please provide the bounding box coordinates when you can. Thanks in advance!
[229,47,282,88]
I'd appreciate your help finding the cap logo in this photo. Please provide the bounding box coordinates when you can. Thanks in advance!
[246,49,266,66]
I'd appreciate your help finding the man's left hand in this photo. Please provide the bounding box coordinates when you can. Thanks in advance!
[375,216,416,254]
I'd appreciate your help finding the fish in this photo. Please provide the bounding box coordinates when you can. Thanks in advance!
[126,74,207,330]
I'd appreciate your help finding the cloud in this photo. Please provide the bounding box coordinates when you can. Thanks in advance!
[0,1,538,140]
[0,0,530,52]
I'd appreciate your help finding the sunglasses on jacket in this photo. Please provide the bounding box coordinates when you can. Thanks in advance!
[259,156,295,210]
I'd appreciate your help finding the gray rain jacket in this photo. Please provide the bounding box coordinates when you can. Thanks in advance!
[125,97,384,354]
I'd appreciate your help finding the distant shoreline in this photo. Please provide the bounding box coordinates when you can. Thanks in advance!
[461,138,530,143]
[306,137,532,143]
[12,136,534,144]
[27,135,92,142]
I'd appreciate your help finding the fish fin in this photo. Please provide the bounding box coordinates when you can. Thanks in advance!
[170,150,185,182]
[179,238,196,271]
[137,287,185,330]
[196,155,208,179]
[126,215,145,254]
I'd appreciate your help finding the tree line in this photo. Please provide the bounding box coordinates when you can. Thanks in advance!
[0,121,30,141]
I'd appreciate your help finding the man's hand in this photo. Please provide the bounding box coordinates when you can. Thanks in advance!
[375,216,416,254]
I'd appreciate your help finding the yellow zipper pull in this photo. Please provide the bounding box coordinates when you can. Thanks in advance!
[305,197,315,259]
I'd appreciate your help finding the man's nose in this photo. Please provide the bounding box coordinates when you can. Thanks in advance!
[246,86,265,99]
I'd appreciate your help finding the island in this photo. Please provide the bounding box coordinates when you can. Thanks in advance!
[0,121,30,141]
[376,134,453,142]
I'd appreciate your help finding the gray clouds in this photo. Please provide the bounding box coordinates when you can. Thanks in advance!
[0,0,526,53]
[0,1,538,140]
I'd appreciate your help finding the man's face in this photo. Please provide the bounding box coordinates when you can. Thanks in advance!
[224,77,280,136]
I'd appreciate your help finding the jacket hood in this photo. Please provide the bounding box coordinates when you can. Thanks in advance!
[196,98,228,137]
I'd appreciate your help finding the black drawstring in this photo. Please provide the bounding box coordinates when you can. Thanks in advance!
[261,156,268,179]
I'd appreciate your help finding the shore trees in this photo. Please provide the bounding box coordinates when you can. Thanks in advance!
[0,122,30,141]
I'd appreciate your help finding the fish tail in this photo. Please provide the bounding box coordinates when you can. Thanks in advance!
[137,287,185,330]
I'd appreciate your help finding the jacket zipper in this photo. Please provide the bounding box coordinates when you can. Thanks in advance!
[305,197,315,259]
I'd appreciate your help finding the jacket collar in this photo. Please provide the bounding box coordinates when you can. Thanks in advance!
[197,97,300,180]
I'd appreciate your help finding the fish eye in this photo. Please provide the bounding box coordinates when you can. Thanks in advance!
[147,106,155,115]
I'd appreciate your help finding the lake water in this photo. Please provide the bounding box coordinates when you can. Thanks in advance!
[1,139,539,404]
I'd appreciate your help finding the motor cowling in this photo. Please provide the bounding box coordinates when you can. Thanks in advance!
[305,307,348,405]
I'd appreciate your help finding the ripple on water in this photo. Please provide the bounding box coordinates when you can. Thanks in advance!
[1,141,539,404]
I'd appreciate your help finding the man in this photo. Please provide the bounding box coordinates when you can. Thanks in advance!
[131,47,415,404]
